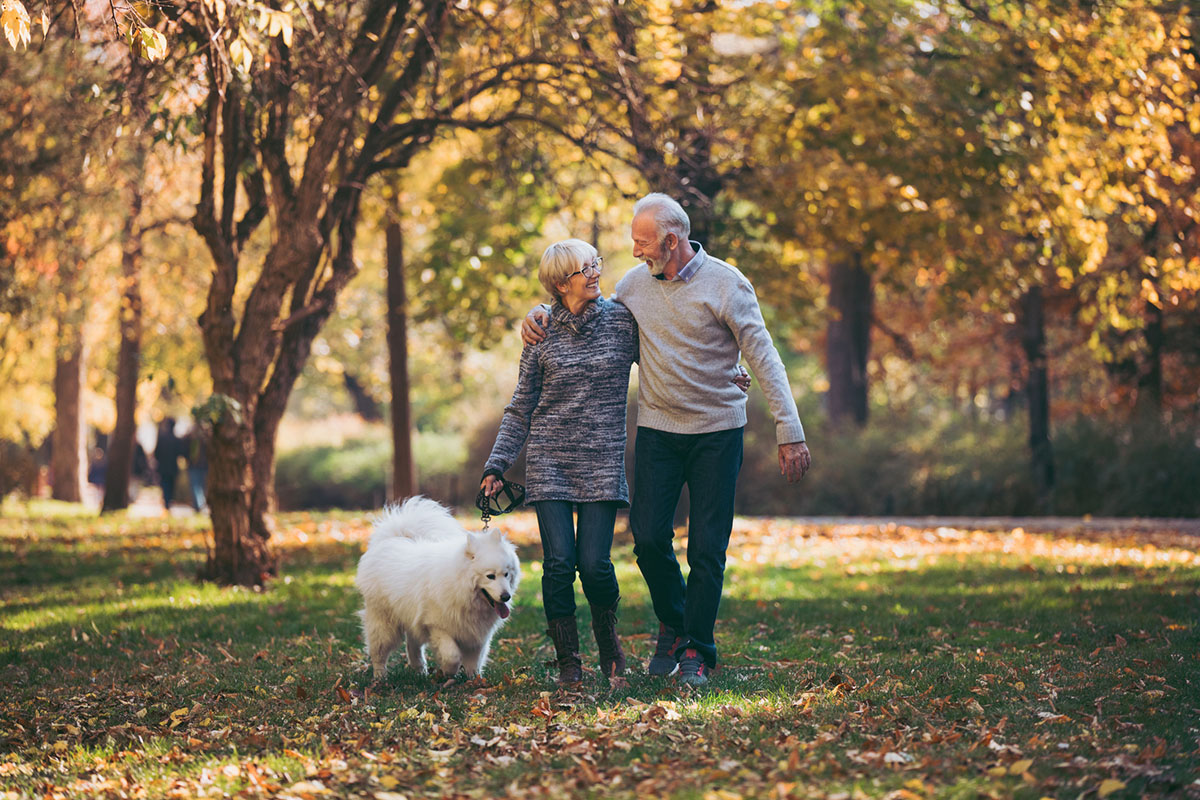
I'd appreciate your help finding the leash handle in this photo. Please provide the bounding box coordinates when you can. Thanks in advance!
[475,478,526,531]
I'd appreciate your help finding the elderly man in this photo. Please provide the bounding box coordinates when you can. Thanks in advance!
[523,193,810,686]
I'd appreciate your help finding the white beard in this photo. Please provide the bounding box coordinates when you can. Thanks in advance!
[644,244,672,276]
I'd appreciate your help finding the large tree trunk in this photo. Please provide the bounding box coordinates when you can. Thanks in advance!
[51,332,86,502]
[102,141,148,513]
[386,221,416,500]
[188,0,451,585]
[1018,286,1054,507]
[826,253,873,425]
[198,414,275,585]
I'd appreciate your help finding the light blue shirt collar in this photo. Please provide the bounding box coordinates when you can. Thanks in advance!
[659,241,705,282]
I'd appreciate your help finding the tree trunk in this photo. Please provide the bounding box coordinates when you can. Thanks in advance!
[249,404,280,546]
[1018,286,1054,507]
[387,221,417,500]
[51,333,86,503]
[189,0,449,585]
[198,414,276,586]
[826,253,873,425]
[102,143,148,513]
[344,373,383,422]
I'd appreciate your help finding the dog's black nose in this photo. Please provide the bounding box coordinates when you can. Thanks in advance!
[500,592,511,603]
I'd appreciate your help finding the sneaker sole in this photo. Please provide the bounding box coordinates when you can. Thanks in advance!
[648,661,680,677]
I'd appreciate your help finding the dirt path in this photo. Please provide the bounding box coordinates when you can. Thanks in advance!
[796,515,1200,535]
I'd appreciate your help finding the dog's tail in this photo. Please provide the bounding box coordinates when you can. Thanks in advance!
[367,495,459,544]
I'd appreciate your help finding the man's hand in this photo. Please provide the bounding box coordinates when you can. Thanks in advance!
[481,474,504,498]
[520,306,551,346]
[732,365,751,394]
[778,441,811,482]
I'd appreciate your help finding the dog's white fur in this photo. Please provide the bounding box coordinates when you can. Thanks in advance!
[355,496,521,680]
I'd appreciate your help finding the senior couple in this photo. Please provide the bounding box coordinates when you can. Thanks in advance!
[481,193,811,688]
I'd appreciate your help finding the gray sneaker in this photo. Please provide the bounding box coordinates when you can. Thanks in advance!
[677,648,709,687]
[647,624,682,676]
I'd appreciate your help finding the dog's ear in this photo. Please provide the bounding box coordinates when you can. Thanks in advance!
[490,528,504,543]
[464,533,477,559]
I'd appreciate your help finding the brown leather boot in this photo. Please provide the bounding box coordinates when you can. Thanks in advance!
[546,616,583,686]
[590,599,627,679]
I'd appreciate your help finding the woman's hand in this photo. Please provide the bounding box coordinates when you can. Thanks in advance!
[481,474,504,498]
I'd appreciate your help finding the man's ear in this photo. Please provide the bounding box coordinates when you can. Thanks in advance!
[664,232,678,251]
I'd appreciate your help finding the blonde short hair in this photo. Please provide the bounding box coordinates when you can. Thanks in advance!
[539,239,597,300]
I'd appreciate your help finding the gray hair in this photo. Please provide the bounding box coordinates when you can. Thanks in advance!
[633,193,691,241]
[538,238,597,300]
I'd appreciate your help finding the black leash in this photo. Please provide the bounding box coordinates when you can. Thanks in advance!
[475,478,526,530]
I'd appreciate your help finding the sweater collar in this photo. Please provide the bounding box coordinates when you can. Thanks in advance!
[551,297,604,335]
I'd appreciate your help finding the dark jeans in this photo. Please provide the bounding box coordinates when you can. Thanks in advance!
[630,426,744,668]
[534,500,621,621]
[160,468,179,509]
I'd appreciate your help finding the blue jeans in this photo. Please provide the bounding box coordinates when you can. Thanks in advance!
[187,467,208,511]
[630,426,744,668]
[534,501,621,621]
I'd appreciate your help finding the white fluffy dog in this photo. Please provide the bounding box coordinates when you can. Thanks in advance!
[355,496,521,681]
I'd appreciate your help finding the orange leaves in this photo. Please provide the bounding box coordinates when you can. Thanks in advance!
[1,0,30,50]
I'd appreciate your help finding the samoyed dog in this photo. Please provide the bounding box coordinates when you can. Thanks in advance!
[355,496,521,681]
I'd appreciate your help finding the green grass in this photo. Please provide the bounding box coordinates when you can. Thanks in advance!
[1,506,1197,799]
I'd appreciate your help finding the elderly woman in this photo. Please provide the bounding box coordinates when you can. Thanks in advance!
[481,239,637,686]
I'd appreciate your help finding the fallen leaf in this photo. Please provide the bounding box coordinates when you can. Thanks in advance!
[1098,779,1126,797]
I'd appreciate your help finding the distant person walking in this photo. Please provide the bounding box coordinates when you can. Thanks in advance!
[186,421,210,512]
[154,418,185,511]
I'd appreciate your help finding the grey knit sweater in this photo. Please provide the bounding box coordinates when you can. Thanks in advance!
[484,297,638,505]
[613,249,805,444]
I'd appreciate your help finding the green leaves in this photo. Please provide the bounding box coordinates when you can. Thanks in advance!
[192,394,245,426]
[130,27,168,62]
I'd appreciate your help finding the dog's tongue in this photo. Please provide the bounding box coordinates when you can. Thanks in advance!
[496,602,510,620]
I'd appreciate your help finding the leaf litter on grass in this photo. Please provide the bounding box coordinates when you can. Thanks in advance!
[1,510,1198,799]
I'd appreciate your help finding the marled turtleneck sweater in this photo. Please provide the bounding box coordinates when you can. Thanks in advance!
[484,297,639,505]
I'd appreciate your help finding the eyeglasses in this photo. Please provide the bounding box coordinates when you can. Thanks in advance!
[565,257,604,280]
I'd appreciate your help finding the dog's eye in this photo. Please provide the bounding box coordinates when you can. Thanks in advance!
[487,573,496,580]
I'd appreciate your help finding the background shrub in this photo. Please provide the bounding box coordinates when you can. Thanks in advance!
[274,396,1200,518]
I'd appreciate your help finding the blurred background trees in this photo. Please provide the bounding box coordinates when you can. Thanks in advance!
[1,0,1197,583]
